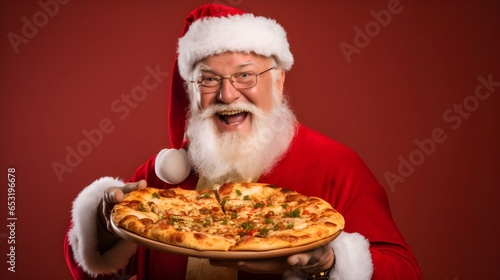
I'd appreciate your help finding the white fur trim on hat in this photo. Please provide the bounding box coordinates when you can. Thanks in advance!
[177,13,294,81]
[68,176,137,277]
[329,231,374,280]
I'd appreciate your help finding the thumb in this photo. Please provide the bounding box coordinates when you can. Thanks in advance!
[287,251,314,266]
[122,179,147,194]
[104,180,147,204]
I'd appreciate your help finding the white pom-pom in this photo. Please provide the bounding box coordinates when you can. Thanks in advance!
[154,149,191,184]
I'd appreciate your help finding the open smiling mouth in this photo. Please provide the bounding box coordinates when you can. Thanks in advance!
[217,110,249,125]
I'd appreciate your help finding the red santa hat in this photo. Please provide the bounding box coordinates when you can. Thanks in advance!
[168,4,294,148]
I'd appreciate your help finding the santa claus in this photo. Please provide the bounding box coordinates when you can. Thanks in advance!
[64,4,422,280]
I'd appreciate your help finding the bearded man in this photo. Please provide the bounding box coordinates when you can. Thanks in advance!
[64,4,422,280]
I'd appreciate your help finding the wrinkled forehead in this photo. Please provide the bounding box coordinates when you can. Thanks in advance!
[194,52,276,74]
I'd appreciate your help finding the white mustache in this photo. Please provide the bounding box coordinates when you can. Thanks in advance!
[198,103,261,119]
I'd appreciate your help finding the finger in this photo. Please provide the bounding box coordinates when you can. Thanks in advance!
[103,180,146,205]
[103,187,123,204]
[121,180,147,194]
[287,245,333,269]
[288,247,318,266]
[312,245,330,261]
[287,253,312,266]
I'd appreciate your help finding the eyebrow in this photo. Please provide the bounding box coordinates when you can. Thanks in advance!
[198,61,257,74]
[235,61,256,69]
[198,64,212,72]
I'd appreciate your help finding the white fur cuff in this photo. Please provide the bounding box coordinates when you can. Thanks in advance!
[329,232,373,280]
[68,176,137,277]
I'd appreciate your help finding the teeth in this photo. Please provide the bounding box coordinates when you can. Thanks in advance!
[218,110,244,116]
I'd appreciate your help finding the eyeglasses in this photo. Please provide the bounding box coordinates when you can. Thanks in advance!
[191,66,276,94]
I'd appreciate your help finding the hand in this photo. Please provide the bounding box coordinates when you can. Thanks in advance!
[210,244,334,277]
[96,180,147,252]
[285,245,335,279]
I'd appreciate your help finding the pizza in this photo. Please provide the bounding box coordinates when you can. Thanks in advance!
[111,182,344,252]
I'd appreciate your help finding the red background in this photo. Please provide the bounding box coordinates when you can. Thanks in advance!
[1,1,499,279]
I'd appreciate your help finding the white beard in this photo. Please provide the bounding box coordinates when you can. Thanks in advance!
[186,89,297,184]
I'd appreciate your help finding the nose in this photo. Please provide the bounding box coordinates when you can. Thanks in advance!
[218,77,241,104]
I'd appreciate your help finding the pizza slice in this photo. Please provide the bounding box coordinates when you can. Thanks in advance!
[112,187,236,251]
[215,182,344,251]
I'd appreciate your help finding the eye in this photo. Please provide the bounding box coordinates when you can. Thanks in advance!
[233,72,254,81]
[202,77,218,82]
[198,76,220,86]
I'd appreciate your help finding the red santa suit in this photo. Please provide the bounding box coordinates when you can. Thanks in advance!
[65,124,422,280]
[64,4,422,280]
